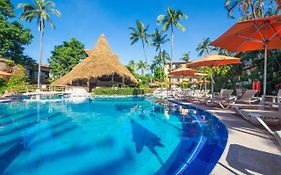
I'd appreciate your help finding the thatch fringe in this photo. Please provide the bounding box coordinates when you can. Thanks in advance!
[52,34,138,86]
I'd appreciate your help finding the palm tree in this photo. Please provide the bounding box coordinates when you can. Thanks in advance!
[151,28,169,81]
[196,38,213,57]
[157,7,187,71]
[225,0,279,19]
[127,59,137,74]
[151,28,169,55]
[181,52,191,62]
[129,20,150,63]
[137,60,148,75]
[17,0,61,87]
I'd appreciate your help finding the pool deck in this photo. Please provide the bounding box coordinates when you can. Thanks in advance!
[178,101,281,175]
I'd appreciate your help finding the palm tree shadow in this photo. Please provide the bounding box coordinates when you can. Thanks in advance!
[226,144,281,175]
[130,119,165,165]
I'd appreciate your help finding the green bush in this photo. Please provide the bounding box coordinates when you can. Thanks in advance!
[92,87,153,96]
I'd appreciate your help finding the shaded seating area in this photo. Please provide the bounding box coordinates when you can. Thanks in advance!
[52,34,138,91]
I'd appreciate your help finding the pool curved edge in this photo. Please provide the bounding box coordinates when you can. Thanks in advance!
[169,99,229,175]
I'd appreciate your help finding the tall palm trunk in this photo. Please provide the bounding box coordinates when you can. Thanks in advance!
[37,21,44,88]
[170,26,174,72]
[159,48,163,82]
[141,39,148,63]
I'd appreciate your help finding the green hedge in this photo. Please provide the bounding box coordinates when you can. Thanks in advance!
[92,88,153,96]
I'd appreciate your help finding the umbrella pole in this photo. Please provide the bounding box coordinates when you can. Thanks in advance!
[262,45,268,106]
[211,70,214,96]
[204,77,206,91]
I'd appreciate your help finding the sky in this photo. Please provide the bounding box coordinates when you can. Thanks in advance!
[11,0,238,65]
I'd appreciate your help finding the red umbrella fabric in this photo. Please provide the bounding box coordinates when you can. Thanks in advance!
[211,14,281,104]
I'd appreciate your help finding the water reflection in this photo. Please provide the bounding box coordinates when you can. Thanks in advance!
[130,119,164,165]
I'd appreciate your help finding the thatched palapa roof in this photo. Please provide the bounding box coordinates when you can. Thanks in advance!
[52,34,138,86]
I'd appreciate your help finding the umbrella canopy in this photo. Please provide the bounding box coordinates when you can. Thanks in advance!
[192,80,210,85]
[186,54,241,67]
[166,81,180,85]
[193,73,208,77]
[0,70,12,77]
[169,67,198,77]
[187,54,240,94]
[211,14,281,52]
[211,15,281,104]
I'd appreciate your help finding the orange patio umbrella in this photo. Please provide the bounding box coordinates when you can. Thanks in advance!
[187,54,240,67]
[187,54,240,94]
[211,14,281,103]
[168,67,198,77]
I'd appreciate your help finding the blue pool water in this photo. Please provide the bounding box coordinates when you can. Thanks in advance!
[0,97,227,175]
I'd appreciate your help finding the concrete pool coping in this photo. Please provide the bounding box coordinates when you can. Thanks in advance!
[177,101,281,175]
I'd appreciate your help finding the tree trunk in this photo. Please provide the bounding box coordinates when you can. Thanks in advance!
[37,22,44,88]
[141,39,148,63]
[159,48,163,82]
[170,26,174,72]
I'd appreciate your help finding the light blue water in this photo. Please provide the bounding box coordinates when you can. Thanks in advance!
[0,97,227,175]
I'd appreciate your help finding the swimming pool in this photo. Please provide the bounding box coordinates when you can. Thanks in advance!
[0,97,227,175]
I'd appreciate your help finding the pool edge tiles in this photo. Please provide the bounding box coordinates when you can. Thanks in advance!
[169,99,228,175]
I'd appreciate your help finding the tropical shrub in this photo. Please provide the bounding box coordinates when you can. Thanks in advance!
[92,87,153,96]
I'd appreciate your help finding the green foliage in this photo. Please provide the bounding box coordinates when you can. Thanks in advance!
[0,0,33,65]
[126,59,137,76]
[137,60,149,75]
[137,74,153,88]
[0,0,14,18]
[0,64,28,93]
[129,20,150,62]
[151,28,169,52]
[196,38,213,57]
[225,0,279,20]
[157,7,188,32]
[17,0,61,31]
[153,67,167,82]
[200,65,233,92]
[181,52,191,62]
[92,87,152,96]
[48,38,86,80]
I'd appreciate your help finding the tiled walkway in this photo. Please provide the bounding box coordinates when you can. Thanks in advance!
[179,101,281,175]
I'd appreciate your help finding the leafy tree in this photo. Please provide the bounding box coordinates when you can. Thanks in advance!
[157,7,187,70]
[126,59,137,76]
[181,52,191,62]
[48,38,86,80]
[18,0,61,87]
[151,28,169,56]
[129,20,150,63]
[0,0,33,65]
[225,0,279,19]
[137,60,148,75]
[151,28,168,81]
[196,38,214,57]
[0,0,14,18]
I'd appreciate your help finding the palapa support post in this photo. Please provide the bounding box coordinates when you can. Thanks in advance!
[122,76,125,86]
[87,80,90,92]
[111,73,114,87]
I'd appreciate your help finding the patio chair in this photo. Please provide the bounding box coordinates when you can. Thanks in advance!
[238,108,281,145]
[223,90,258,109]
[198,89,227,104]
[206,89,234,108]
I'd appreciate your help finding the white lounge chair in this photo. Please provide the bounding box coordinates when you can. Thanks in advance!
[206,89,234,108]
[238,109,281,145]
[223,90,258,109]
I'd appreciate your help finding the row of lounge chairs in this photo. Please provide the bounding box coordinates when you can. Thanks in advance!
[156,88,281,145]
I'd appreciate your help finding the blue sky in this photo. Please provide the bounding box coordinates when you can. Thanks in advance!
[12,0,238,64]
